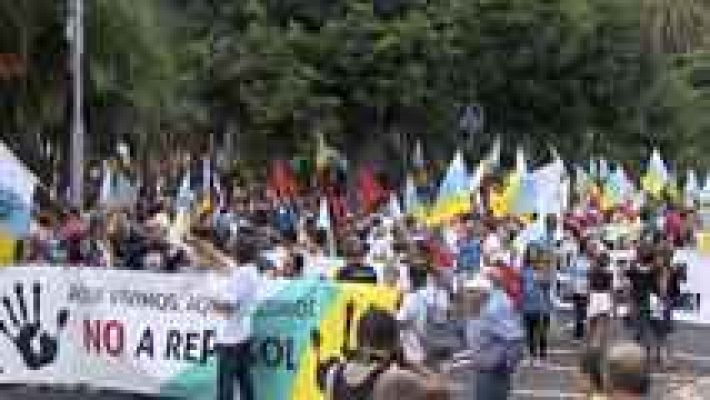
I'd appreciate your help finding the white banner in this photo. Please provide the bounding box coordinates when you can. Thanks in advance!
[0,267,400,400]
[674,249,710,324]
[0,267,229,398]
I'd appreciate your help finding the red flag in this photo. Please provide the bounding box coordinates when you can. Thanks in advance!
[326,187,348,227]
[269,160,298,200]
[357,166,386,214]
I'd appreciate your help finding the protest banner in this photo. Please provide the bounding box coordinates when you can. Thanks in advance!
[673,249,710,324]
[0,233,14,266]
[699,233,710,255]
[0,267,398,399]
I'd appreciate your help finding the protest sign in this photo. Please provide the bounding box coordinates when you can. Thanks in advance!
[0,267,397,399]
[674,249,710,324]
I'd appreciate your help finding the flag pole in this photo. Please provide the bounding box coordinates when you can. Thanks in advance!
[69,0,85,208]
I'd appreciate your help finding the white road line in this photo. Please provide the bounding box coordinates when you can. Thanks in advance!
[518,363,689,381]
[675,352,710,363]
[538,348,710,364]
[511,389,586,399]
[547,348,579,355]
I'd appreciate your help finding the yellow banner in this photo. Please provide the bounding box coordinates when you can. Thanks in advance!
[0,232,16,266]
[248,280,400,400]
[699,232,710,255]
[291,284,399,400]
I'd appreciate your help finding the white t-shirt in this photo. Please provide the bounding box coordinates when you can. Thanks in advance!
[443,228,460,255]
[367,236,394,263]
[216,264,261,345]
[587,292,612,318]
[396,261,412,293]
[396,292,426,364]
[482,233,502,265]
[303,252,331,279]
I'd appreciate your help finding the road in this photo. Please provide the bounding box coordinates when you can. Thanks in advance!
[511,321,710,399]
[2,322,710,399]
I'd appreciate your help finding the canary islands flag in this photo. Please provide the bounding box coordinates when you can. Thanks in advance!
[428,150,470,224]
[641,148,669,198]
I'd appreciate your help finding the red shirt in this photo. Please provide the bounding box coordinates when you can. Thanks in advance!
[665,211,683,246]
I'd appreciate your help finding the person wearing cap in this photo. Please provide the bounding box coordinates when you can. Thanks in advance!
[446,273,523,400]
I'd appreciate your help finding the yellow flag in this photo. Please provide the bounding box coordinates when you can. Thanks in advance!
[0,232,16,266]
[490,187,508,218]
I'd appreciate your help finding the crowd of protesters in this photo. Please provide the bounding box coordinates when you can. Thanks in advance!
[8,158,705,400]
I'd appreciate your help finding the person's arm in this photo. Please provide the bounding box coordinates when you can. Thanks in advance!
[212,299,238,316]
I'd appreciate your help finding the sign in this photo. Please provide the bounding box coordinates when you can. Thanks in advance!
[673,250,710,324]
[459,104,484,138]
[0,267,397,399]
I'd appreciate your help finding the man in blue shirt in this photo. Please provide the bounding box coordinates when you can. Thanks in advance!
[457,222,482,279]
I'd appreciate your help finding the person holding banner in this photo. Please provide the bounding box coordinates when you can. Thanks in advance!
[213,239,261,400]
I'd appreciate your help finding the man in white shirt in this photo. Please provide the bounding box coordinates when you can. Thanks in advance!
[213,239,262,400]
[482,225,503,269]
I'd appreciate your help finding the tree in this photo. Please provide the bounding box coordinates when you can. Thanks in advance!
[641,0,708,54]
[2,0,708,174]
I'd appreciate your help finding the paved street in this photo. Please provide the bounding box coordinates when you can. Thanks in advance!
[2,322,710,399]
[511,321,710,399]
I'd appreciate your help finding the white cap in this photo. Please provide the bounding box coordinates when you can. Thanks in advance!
[463,274,492,292]
[491,251,509,265]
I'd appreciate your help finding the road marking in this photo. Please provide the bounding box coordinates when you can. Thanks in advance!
[547,348,578,355]
[675,352,710,363]
[519,362,691,381]
[512,389,586,399]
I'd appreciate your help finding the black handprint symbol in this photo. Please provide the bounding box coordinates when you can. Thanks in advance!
[0,282,69,369]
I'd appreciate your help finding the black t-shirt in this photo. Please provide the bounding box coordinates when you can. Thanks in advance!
[336,263,378,284]
[588,269,613,292]
[626,268,654,299]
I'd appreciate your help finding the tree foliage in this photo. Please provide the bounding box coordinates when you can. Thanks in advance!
[1,0,708,174]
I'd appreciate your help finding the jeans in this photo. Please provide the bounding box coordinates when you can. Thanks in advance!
[216,342,253,400]
[572,294,588,340]
[476,370,511,400]
[523,313,550,358]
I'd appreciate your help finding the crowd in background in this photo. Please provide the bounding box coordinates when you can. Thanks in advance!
[12,164,703,399]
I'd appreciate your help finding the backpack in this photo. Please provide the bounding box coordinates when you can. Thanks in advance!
[327,361,390,400]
